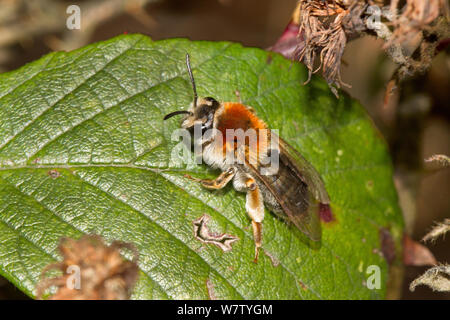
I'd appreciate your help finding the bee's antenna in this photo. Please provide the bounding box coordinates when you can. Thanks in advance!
[186,53,198,108]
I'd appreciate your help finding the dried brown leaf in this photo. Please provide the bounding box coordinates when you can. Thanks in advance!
[410,264,450,292]
[422,219,450,243]
[36,235,139,300]
[425,154,450,167]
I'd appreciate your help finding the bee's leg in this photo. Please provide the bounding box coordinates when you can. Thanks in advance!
[185,167,236,190]
[244,177,264,263]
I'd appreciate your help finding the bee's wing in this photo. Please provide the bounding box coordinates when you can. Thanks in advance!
[244,133,329,241]
[277,135,330,204]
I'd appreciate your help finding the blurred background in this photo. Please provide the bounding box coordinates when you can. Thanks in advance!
[0,0,448,300]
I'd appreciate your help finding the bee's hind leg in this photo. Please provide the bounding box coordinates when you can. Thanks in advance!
[185,167,236,190]
[244,177,265,263]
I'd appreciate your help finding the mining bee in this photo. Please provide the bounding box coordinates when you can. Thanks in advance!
[164,54,331,262]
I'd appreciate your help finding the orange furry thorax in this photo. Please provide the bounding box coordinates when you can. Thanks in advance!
[216,102,269,158]
[216,102,267,133]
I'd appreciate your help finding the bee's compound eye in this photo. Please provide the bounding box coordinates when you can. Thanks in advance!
[248,182,256,191]
[196,105,209,119]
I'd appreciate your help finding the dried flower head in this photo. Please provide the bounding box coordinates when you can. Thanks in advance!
[36,235,139,300]
[295,0,369,96]
[273,0,449,97]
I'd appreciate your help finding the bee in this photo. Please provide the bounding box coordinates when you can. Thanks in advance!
[164,54,331,262]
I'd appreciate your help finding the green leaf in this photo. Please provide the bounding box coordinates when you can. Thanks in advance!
[0,34,403,299]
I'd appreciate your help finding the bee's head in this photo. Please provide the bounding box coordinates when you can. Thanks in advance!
[163,54,220,132]
[181,96,220,131]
